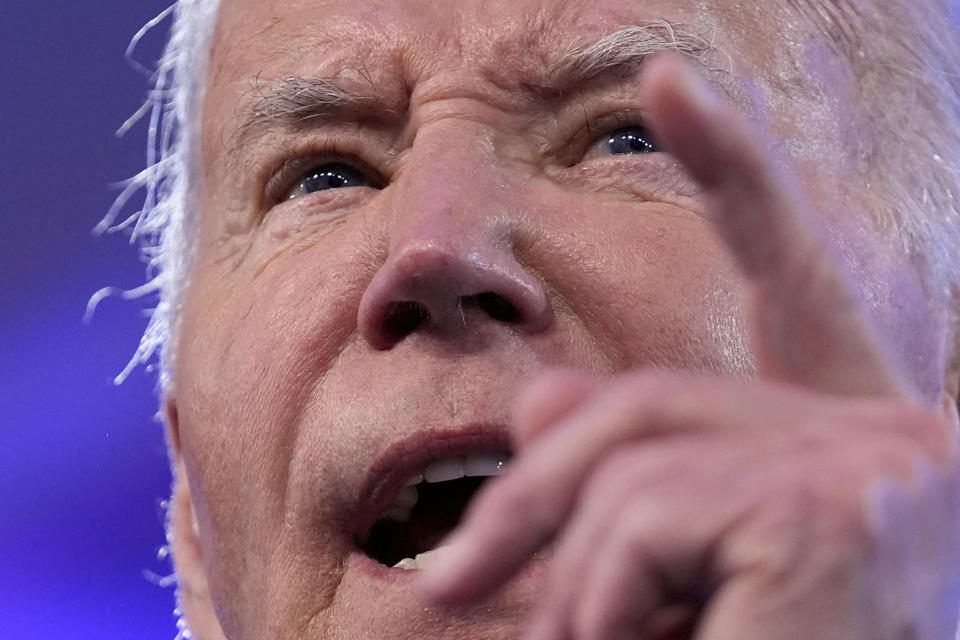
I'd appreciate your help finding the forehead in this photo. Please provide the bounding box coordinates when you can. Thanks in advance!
[208,0,807,93]
[214,0,671,73]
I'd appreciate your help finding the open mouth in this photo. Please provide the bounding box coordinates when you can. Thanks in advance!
[359,451,511,569]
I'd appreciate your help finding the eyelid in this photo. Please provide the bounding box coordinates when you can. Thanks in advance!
[556,107,650,166]
[585,109,648,132]
[583,110,654,157]
[261,135,386,207]
[265,153,383,205]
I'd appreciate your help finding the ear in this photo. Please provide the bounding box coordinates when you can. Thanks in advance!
[164,398,228,640]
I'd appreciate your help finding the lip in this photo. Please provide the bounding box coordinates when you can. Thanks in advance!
[351,423,514,545]
[348,548,422,583]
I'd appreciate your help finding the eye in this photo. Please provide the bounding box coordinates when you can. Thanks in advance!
[286,162,369,200]
[601,126,660,155]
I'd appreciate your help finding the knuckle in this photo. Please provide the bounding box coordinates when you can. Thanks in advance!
[889,403,955,463]
[857,399,956,469]
[806,473,873,548]
[743,472,872,580]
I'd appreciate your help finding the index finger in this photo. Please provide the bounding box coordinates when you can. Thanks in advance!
[644,54,909,398]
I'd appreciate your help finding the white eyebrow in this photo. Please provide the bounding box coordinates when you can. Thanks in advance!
[240,75,369,136]
[235,19,728,148]
[550,19,722,85]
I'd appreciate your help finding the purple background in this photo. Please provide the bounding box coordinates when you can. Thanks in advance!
[1,2,182,637]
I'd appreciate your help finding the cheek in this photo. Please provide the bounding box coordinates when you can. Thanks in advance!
[172,226,374,540]
[530,195,752,375]
[171,227,380,633]
[617,225,750,373]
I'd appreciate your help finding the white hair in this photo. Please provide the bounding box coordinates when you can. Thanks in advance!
[788,0,960,343]
[96,0,222,389]
[104,0,960,392]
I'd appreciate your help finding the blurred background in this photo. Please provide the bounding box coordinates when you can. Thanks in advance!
[1,2,182,637]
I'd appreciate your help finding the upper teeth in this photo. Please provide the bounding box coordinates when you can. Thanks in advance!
[376,450,509,523]
[421,451,508,483]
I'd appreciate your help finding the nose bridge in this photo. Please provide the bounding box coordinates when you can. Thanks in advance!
[388,121,505,253]
[357,119,552,350]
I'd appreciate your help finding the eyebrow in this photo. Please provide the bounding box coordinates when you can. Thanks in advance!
[234,20,723,147]
[548,20,720,91]
[239,75,375,138]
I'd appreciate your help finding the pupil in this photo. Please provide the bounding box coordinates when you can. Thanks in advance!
[606,127,658,155]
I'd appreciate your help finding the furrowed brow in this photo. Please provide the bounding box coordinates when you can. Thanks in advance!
[548,20,722,91]
[236,75,376,144]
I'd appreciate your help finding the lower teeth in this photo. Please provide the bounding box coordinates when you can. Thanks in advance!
[392,558,418,570]
[392,546,451,570]
[391,544,553,570]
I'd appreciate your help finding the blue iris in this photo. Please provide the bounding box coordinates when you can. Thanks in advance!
[604,126,659,155]
[293,162,367,197]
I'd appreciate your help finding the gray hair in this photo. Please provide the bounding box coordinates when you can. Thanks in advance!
[789,0,960,341]
[105,0,960,392]
[96,0,222,389]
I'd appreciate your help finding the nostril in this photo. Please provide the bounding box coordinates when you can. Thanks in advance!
[359,242,553,350]
[474,292,520,323]
[384,300,431,342]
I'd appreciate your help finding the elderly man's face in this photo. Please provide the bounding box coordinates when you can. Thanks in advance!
[170,0,943,638]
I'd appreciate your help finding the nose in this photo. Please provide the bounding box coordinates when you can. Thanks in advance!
[358,239,552,350]
[357,127,552,350]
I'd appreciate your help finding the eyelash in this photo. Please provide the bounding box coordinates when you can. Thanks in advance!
[263,143,384,206]
[579,109,655,157]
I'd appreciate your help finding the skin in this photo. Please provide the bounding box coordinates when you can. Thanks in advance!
[166,0,960,638]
